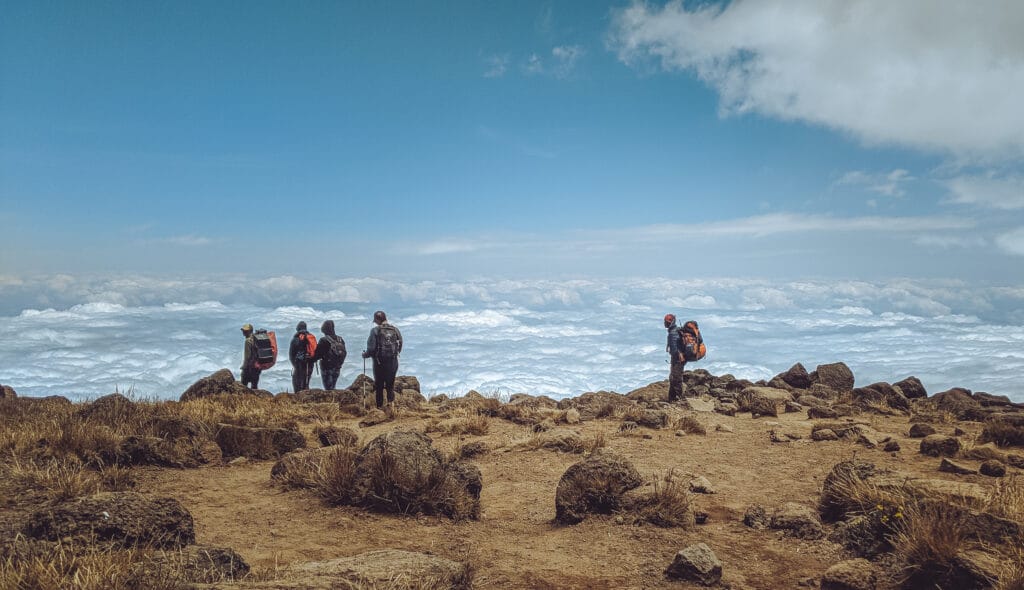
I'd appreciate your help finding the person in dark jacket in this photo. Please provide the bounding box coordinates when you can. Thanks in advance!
[240,323,261,389]
[664,314,686,401]
[361,310,403,408]
[288,321,316,392]
[311,319,347,390]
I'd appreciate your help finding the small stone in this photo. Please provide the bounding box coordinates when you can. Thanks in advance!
[920,435,961,457]
[908,423,936,438]
[664,543,722,586]
[939,458,978,475]
[954,427,967,436]
[821,558,878,590]
[979,460,1006,478]
[689,476,716,494]
[715,423,734,433]
[228,457,248,466]
[883,441,900,452]
[675,430,686,437]
[743,505,768,529]
[694,511,709,524]
[812,429,840,441]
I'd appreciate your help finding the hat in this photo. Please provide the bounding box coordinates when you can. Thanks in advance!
[663,314,676,325]
[241,323,253,332]
[296,321,307,332]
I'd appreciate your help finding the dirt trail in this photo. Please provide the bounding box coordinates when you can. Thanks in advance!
[138,409,984,589]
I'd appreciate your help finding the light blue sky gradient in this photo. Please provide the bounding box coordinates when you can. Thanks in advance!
[2,1,1023,280]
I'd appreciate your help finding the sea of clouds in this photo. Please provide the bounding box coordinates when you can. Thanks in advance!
[0,275,1022,402]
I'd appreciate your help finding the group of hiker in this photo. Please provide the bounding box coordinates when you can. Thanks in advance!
[239,310,703,408]
[239,311,403,409]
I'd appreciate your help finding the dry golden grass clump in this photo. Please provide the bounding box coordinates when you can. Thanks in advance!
[674,415,707,435]
[626,470,696,529]
[425,413,490,436]
[0,540,184,590]
[980,418,1024,448]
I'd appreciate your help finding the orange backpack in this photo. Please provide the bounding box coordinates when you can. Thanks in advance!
[680,320,706,362]
[303,333,317,359]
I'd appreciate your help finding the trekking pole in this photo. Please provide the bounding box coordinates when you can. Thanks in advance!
[361,354,367,411]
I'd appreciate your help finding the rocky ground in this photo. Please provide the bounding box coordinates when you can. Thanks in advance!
[1,362,1023,589]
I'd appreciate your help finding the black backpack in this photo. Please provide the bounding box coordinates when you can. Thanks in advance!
[376,325,400,359]
[325,335,347,366]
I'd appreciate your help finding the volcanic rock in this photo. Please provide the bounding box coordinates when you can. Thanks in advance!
[555,449,643,524]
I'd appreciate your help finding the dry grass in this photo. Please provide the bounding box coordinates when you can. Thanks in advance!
[674,415,707,435]
[964,445,1008,462]
[583,432,607,454]
[995,547,1024,590]
[628,470,696,528]
[891,502,974,589]
[980,419,1024,448]
[986,476,1024,524]
[1,457,135,503]
[426,414,490,436]
[0,540,186,590]
[311,446,361,506]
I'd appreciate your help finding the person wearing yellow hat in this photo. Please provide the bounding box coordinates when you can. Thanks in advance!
[240,323,261,389]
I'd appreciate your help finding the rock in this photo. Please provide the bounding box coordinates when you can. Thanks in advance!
[116,435,222,468]
[664,543,722,586]
[931,388,986,421]
[534,428,585,453]
[1009,454,1024,469]
[715,401,738,416]
[852,382,910,412]
[715,423,734,433]
[808,406,839,419]
[429,393,448,403]
[161,544,251,583]
[245,549,471,590]
[180,369,257,401]
[979,416,1024,447]
[315,425,359,447]
[685,397,716,412]
[939,458,978,475]
[458,441,489,459]
[77,392,138,421]
[785,401,804,413]
[270,448,330,482]
[974,392,1013,407]
[689,476,716,494]
[979,459,1006,477]
[883,441,900,452]
[811,362,855,391]
[920,434,961,457]
[894,376,927,399]
[352,430,442,509]
[358,409,390,427]
[821,558,878,590]
[625,380,669,402]
[812,429,839,441]
[746,394,779,418]
[559,391,632,421]
[533,418,556,433]
[769,428,805,442]
[828,515,890,558]
[769,502,824,539]
[778,363,812,389]
[908,423,937,438]
[215,424,306,460]
[634,409,669,429]
[394,375,421,394]
[0,384,16,399]
[23,492,194,548]
[819,461,879,522]
[447,460,483,519]
[554,449,643,524]
[618,421,638,432]
[564,408,581,424]
[743,504,769,529]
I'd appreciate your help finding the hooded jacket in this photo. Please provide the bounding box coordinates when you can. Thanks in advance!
[666,321,684,361]
[312,320,347,369]
[289,324,316,366]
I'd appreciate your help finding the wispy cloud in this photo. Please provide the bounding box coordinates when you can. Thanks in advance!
[609,0,1024,160]
[836,169,914,197]
[482,54,509,78]
[551,45,585,78]
[946,173,1024,210]
[996,227,1024,256]
[153,234,220,247]
[415,239,486,256]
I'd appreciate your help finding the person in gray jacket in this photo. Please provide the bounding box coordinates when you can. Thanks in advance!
[362,311,402,408]
[664,313,686,401]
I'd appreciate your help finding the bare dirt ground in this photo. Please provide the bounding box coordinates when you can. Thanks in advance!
[137,406,991,589]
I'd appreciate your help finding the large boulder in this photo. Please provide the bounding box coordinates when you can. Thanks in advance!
[894,376,927,399]
[777,363,812,389]
[0,384,17,399]
[23,492,194,548]
[153,544,251,583]
[908,423,937,438]
[626,380,669,402]
[215,424,306,460]
[554,449,643,524]
[930,388,986,420]
[181,369,256,402]
[920,434,961,457]
[116,435,222,468]
[811,362,855,391]
[851,382,909,412]
[352,430,480,519]
[664,543,722,586]
[76,393,141,425]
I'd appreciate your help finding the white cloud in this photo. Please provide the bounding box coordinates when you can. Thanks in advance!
[836,169,914,197]
[152,235,218,247]
[483,54,509,78]
[551,45,585,78]
[946,174,1024,210]
[524,53,544,75]
[996,227,1024,256]
[609,0,1024,159]
[415,239,483,256]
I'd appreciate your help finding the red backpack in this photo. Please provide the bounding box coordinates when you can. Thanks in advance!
[680,321,706,362]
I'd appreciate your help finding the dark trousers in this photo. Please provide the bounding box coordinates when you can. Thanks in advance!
[292,361,313,392]
[241,367,261,389]
[669,359,686,401]
[372,356,399,408]
[321,366,341,390]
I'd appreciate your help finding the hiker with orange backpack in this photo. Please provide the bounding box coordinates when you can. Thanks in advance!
[240,323,261,389]
[289,321,317,392]
[664,315,707,401]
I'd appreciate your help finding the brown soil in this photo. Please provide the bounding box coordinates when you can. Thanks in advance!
[135,408,994,589]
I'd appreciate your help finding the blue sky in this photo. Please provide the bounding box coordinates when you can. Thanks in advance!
[2,0,1024,280]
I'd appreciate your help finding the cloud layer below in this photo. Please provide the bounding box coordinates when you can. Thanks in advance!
[1,275,1021,401]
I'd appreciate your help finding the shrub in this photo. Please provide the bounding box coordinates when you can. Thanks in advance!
[0,541,187,590]
[892,502,972,589]
[628,470,695,529]
[312,446,360,506]
[981,419,1024,448]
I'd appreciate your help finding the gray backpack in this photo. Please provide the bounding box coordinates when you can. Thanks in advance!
[376,325,400,359]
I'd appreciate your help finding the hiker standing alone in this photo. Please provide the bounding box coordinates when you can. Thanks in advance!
[311,320,347,390]
[362,311,402,408]
[289,321,317,392]
[664,314,686,401]
[240,323,261,389]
